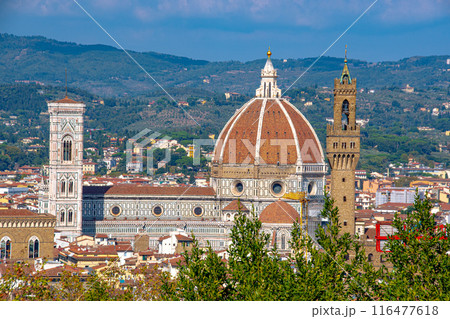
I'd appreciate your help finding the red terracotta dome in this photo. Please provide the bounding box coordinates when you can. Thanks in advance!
[212,98,323,165]
[259,200,300,224]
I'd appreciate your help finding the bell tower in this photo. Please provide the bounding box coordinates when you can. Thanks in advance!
[47,95,85,241]
[326,47,360,235]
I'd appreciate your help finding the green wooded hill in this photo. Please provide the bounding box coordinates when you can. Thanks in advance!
[0,34,449,172]
[0,33,448,97]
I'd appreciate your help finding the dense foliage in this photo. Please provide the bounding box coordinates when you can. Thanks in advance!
[160,193,449,301]
[1,193,448,301]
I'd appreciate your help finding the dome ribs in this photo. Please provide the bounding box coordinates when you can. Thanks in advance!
[222,99,261,164]
[212,98,324,166]
[259,99,297,165]
[281,100,322,164]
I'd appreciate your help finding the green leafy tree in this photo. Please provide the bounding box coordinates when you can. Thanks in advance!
[227,211,294,300]
[380,193,450,300]
[165,238,229,301]
[188,173,195,185]
[289,192,378,300]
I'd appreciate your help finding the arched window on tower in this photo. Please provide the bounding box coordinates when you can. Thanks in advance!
[60,180,66,195]
[342,73,350,84]
[68,180,74,195]
[62,136,73,162]
[60,210,65,224]
[342,100,349,130]
[268,82,271,97]
[68,209,73,224]
[28,236,39,259]
[0,236,11,259]
[281,234,286,250]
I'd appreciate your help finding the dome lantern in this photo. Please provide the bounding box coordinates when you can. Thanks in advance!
[256,49,281,98]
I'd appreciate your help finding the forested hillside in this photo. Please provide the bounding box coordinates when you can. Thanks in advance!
[0,34,448,97]
[0,34,449,172]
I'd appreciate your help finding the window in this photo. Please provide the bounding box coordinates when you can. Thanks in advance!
[0,237,11,259]
[68,180,74,195]
[111,205,122,217]
[343,196,347,202]
[342,142,347,149]
[28,236,39,259]
[193,206,203,217]
[60,210,65,223]
[342,178,346,182]
[281,234,286,250]
[60,180,66,194]
[153,205,163,217]
[62,136,73,162]
[232,180,244,196]
[333,142,338,149]
[341,100,349,130]
[307,181,317,195]
[350,142,355,149]
[368,254,373,262]
[271,181,284,196]
[68,210,73,223]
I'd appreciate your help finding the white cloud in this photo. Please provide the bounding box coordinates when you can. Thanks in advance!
[3,0,75,16]
[3,0,448,26]
[379,0,450,23]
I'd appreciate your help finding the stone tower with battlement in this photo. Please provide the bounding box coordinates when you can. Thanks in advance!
[326,49,360,235]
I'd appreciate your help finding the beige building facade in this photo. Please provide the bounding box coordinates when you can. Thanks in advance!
[0,209,55,261]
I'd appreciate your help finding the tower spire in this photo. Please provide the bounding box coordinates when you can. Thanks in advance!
[344,44,347,63]
[340,45,351,84]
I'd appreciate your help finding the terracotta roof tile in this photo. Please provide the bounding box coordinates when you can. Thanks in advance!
[115,244,133,252]
[213,98,323,165]
[138,250,155,256]
[51,97,84,104]
[259,200,299,224]
[0,209,53,218]
[83,185,215,196]
[223,200,249,212]
[175,234,193,242]
[163,256,186,267]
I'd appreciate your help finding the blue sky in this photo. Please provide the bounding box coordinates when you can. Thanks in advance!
[0,0,448,62]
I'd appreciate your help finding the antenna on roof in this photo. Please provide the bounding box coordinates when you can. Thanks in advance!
[65,68,68,98]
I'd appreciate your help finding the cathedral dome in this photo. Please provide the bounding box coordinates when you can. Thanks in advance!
[211,51,327,201]
[212,51,323,167]
[259,200,299,224]
[212,98,323,165]
[213,50,324,165]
